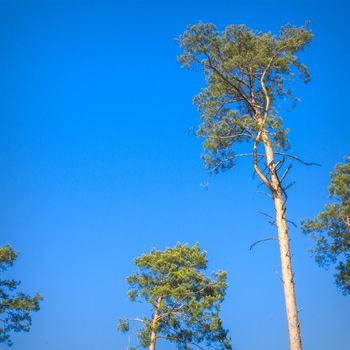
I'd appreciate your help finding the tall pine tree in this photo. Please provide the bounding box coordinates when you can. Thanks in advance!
[178,22,313,350]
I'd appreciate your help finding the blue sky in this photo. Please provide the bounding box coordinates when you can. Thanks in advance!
[0,0,349,349]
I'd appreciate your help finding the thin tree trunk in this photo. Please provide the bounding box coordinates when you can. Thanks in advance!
[261,131,302,350]
[149,296,162,350]
[274,191,302,350]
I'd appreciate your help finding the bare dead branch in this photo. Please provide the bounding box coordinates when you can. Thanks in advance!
[280,163,293,183]
[250,237,278,250]
[283,181,296,191]
[274,152,320,166]
[286,219,297,228]
[259,211,275,220]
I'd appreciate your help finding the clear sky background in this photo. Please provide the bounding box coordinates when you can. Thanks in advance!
[0,0,349,349]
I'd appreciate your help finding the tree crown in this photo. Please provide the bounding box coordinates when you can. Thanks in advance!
[0,245,43,346]
[302,158,350,294]
[118,243,231,350]
[177,22,312,173]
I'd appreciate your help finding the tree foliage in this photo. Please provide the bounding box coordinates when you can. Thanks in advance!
[177,22,313,350]
[177,22,312,173]
[0,245,43,346]
[302,157,350,294]
[117,243,231,350]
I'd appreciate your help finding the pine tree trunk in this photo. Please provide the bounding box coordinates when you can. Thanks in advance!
[273,190,302,350]
[261,130,302,350]
[149,329,157,350]
[149,296,162,350]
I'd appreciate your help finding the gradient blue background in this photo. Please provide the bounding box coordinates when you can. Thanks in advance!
[1,0,349,349]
